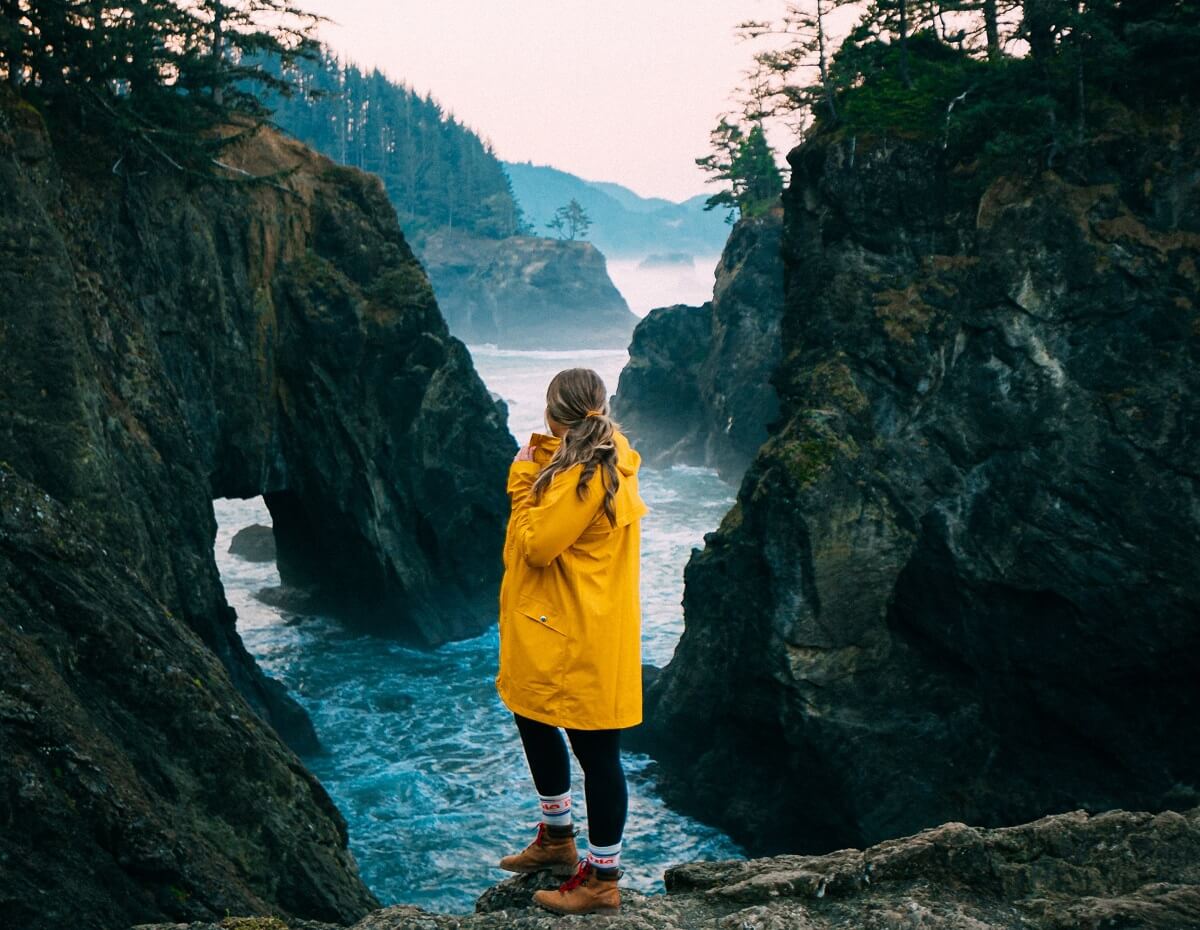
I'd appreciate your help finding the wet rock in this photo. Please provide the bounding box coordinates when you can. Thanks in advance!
[419,231,639,349]
[637,105,1200,857]
[229,524,277,562]
[0,90,511,929]
[613,211,783,482]
[612,301,714,453]
[253,583,322,614]
[132,920,341,930]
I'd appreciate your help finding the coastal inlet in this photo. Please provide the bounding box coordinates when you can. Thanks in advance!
[214,344,741,913]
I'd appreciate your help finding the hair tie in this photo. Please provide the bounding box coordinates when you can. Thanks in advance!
[584,408,604,419]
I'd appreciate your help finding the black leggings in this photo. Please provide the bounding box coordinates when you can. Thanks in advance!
[513,712,627,848]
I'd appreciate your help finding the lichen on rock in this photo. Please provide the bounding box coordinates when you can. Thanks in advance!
[634,103,1200,861]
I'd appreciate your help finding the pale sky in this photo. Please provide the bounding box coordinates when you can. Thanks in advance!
[301,0,789,202]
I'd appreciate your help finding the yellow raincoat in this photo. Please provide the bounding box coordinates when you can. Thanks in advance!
[495,429,649,730]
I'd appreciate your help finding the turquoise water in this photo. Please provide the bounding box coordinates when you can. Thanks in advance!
[214,344,741,914]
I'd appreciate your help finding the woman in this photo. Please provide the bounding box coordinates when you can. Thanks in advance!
[494,366,649,917]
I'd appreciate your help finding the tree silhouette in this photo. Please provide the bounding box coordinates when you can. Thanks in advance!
[546,198,593,240]
[696,114,783,223]
[714,0,1198,175]
[0,0,325,172]
[262,50,530,244]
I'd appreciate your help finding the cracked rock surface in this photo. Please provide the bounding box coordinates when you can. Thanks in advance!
[131,804,1200,929]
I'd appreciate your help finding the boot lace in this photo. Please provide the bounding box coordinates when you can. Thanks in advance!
[530,822,548,848]
[558,858,592,892]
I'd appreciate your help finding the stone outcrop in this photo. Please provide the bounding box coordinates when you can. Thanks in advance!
[229,524,277,562]
[0,91,511,929]
[131,804,1200,929]
[609,301,715,457]
[418,231,639,349]
[634,105,1200,855]
[612,211,783,482]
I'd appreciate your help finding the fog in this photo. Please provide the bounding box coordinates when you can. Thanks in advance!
[606,254,723,318]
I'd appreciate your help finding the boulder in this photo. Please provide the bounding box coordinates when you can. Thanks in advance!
[229,524,277,562]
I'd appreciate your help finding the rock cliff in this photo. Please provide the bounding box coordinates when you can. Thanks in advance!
[418,231,639,349]
[611,301,716,456]
[612,211,782,482]
[635,105,1200,855]
[0,92,511,929]
[132,803,1200,929]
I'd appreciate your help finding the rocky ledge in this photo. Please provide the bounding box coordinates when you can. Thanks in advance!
[132,803,1200,930]
[418,231,640,349]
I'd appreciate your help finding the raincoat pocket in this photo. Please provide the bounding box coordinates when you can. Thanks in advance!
[509,593,568,694]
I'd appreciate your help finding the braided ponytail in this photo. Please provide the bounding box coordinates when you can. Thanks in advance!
[530,368,622,527]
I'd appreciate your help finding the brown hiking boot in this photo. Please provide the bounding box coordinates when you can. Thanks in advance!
[498,822,578,877]
[532,859,620,916]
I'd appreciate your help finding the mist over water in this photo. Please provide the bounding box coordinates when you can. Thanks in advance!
[215,345,741,913]
[606,253,722,317]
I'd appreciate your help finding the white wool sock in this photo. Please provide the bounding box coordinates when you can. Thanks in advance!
[538,790,572,828]
[586,839,621,872]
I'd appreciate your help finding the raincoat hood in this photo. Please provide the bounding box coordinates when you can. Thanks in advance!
[524,429,646,525]
[614,430,642,476]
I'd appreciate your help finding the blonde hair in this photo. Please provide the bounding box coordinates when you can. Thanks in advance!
[530,367,622,527]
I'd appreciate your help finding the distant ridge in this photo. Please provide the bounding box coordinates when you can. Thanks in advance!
[503,160,730,259]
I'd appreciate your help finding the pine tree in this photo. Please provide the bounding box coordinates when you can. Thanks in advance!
[734,123,784,210]
[546,198,592,240]
[722,0,1197,172]
[0,1,324,172]
[741,0,852,124]
[262,50,525,243]
[696,117,783,222]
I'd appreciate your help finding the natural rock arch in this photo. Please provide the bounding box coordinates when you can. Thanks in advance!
[0,101,512,929]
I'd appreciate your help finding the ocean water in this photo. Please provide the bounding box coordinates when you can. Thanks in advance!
[214,345,741,914]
